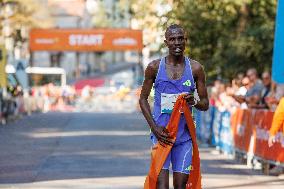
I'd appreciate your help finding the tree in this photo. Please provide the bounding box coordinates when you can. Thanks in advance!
[0,0,53,46]
[166,0,277,80]
[130,0,174,52]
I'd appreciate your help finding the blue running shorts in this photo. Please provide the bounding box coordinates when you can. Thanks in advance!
[151,136,193,174]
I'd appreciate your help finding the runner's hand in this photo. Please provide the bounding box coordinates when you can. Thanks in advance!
[152,126,174,147]
[183,93,196,106]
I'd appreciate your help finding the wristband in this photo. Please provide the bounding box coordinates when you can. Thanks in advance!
[192,98,198,107]
[192,89,200,106]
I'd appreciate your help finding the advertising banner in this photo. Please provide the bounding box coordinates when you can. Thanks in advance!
[30,29,143,52]
[232,109,284,163]
[219,111,234,154]
[212,110,221,147]
[272,0,284,83]
[254,111,284,163]
[231,109,247,152]
[199,107,284,163]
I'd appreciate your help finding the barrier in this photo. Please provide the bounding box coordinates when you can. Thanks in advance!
[194,106,215,144]
[196,107,284,165]
[219,111,234,154]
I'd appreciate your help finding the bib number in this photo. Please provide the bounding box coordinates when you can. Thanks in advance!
[161,93,181,113]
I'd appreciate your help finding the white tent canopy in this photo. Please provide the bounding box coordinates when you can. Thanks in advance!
[5,65,66,86]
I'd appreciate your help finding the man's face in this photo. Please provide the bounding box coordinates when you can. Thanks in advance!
[262,73,271,86]
[164,28,186,56]
[247,70,256,82]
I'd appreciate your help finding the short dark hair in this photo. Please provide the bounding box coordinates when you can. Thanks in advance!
[165,24,184,38]
[247,68,257,75]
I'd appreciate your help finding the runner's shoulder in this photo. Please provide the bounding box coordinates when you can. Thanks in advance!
[190,59,204,72]
[145,59,161,77]
[147,59,160,71]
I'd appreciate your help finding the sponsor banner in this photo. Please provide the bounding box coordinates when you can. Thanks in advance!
[201,106,214,143]
[231,109,258,153]
[30,29,143,52]
[212,110,221,147]
[194,107,214,143]
[219,111,234,154]
[272,0,284,83]
[254,111,284,163]
[193,108,202,141]
[231,109,247,152]
[192,106,284,163]
[231,108,284,163]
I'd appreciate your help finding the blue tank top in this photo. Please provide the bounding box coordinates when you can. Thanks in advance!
[151,57,196,144]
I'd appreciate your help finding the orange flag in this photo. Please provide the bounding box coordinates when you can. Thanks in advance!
[144,95,202,189]
[270,97,284,136]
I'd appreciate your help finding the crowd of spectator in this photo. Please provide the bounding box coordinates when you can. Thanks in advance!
[210,68,284,113]
[207,68,284,175]
[0,83,76,124]
[0,82,138,124]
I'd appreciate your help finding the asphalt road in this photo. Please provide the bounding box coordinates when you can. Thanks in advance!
[0,112,283,189]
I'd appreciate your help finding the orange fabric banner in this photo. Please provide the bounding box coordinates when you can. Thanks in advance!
[29,28,143,52]
[144,96,201,189]
[231,109,250,152]
[231,108,284,163]
[254,111,284,162]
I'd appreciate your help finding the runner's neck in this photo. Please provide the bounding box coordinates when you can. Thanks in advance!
[166,55,184,66]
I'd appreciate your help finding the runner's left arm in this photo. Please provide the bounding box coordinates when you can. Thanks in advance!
[190,60,209,111]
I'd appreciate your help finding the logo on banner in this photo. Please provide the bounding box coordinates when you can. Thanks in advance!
[113,38,137,46]
[236,124,245,136]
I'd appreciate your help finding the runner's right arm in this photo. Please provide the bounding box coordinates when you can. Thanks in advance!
[139,61,173,146]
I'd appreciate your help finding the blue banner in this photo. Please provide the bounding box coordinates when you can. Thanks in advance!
[272,0,284,83]
[196,107,233,154]
[194,107,215,144]
[212,110,221,147]
[218,111,234,154]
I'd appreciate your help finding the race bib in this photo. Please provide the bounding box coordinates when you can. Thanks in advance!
[161,93,181,113]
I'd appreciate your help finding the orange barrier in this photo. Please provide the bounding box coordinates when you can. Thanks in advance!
[30,28,143,52]
[231,109,284,163]
[144,96,201,189]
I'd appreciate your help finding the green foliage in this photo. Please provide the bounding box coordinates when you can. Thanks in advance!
[11,0,53,28]
[166,0,277,80]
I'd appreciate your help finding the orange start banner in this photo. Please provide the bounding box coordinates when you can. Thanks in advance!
[231,109,284,163]
[29,28,143,52]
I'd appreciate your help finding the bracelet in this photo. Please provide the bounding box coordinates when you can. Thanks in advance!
[192,98,198,107]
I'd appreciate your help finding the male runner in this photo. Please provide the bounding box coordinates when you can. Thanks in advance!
[139,24,209,189]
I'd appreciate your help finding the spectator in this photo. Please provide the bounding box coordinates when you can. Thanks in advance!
[249,71,271,109]
[230,76,250,109]
[218,82,239,113]
[231,68,263,108]
[210,79,222,106]
[266,83,284,111]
